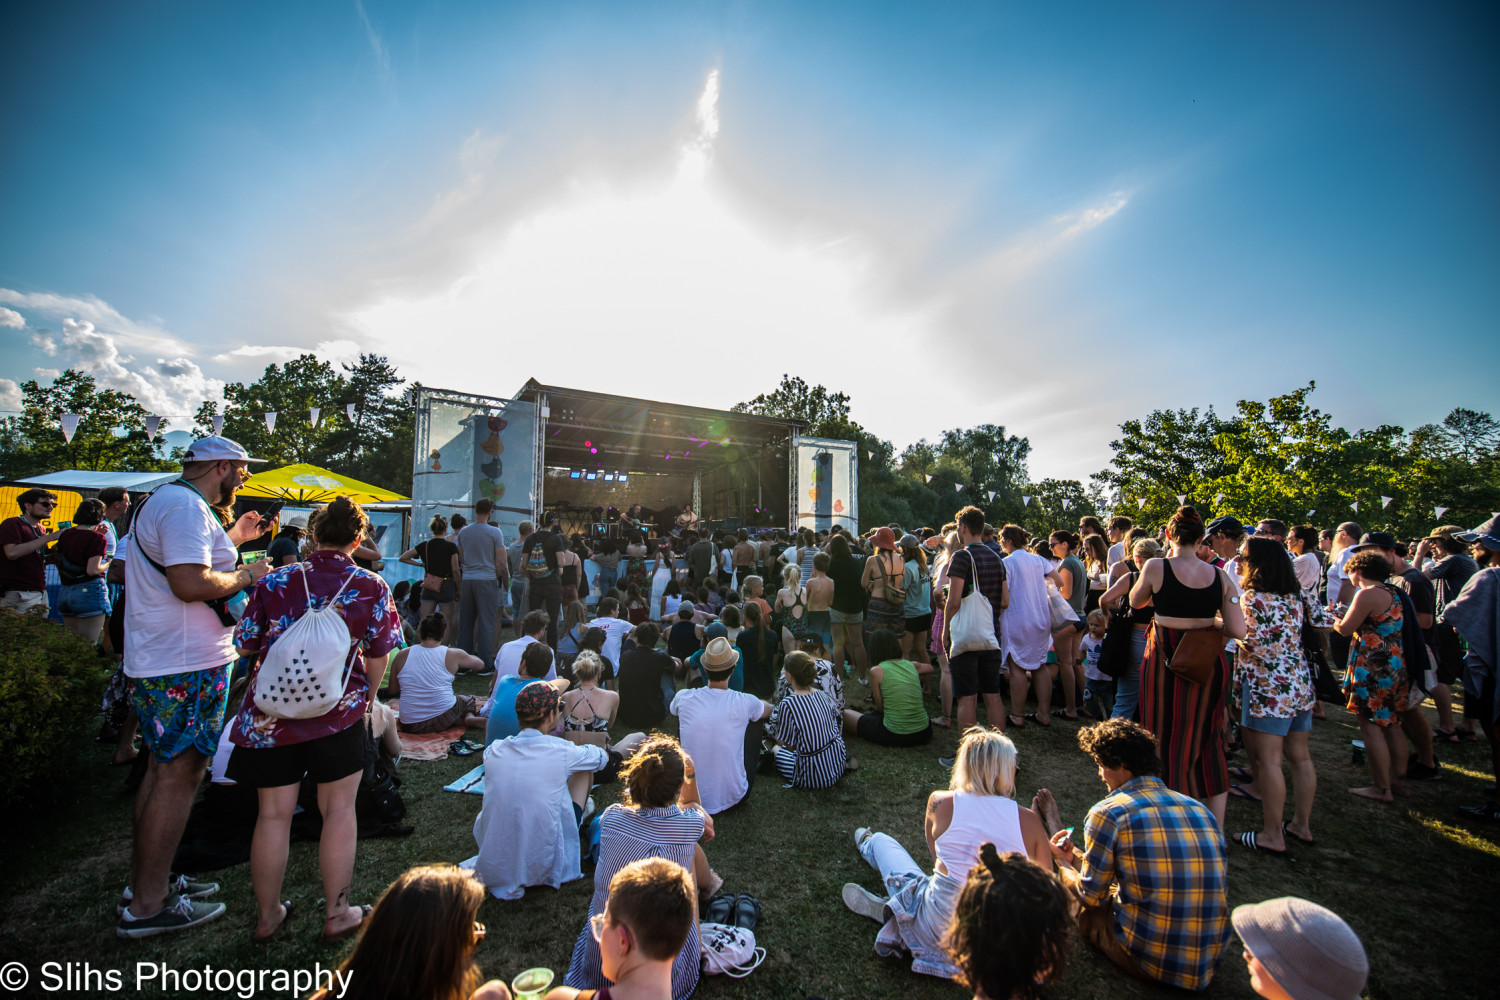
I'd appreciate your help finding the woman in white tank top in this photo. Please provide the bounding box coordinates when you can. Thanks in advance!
[838,729,1054,979]
[387,612,486,733]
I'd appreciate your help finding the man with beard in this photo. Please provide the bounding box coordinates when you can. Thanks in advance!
[117,436,273,938]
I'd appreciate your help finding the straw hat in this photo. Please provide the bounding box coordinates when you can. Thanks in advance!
[1232,897,1368,1000]
[702,636,740,674]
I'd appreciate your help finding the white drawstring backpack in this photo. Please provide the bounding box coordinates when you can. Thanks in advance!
[253,564,360,720]
[699,923,766,977]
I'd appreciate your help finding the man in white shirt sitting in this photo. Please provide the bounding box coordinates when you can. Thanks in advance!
[493,610,555,680]
[585,596,635,666]
[670,637,772,814]
[469,682,607,901]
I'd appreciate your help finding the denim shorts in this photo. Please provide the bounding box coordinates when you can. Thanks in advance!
[1240,698,1313,736]
[58,579,110,618]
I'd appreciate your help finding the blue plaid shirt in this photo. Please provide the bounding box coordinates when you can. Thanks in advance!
[1077,775,1230,990]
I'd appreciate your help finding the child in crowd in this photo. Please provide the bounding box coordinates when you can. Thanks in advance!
[1079,610,1112,720]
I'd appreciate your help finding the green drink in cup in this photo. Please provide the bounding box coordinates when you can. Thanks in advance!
[510,968,554,998]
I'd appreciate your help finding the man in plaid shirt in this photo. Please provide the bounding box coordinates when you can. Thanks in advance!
[1037,718,1230,990]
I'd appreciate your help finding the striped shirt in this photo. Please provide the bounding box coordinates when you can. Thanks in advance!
[1076,776,1229,990]
[564,804,706,1000]
[769,690,846,788]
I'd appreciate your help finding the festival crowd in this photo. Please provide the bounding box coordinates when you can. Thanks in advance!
[6,433,1500,1000]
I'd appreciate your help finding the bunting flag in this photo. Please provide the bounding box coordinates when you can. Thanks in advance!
[346,403,357,423]
[1306,510,1316,518]
[212,414,225,436]
[1062,498,1072,510]
[1137,498,1146,509]
[987,490,996,502]
[264,411,277,433]
[924,474,933,484]
[59,413,81,443]
[144,415,161,440]
[1214,493,1225,505]
[1380,496,1393,509]
[867,450,874,461]
[309,407,320,428]
[954,483,964,493]
[1176,494,1187,505]
[1022,496,1031,507]
[1434,506,1448,518]
[1350,501,1359,512]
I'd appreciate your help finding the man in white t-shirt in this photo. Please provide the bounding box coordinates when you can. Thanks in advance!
[585,596,635,666]
[489,610,556,691]
[1326,522,1363,607]
[119,436,272,939]
[670,638,771,814]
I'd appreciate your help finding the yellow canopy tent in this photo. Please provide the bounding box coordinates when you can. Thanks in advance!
[239,464,407,506]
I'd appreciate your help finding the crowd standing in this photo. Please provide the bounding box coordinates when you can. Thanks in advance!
[9,438,1500,999]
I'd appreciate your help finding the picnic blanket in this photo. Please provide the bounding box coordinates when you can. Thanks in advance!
[443,764,486,795]
[388,698,471,761]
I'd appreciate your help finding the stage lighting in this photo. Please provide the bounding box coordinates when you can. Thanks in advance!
[570,470,581,478]
[618,474,628,482]
[604,474,615,481]
[586,472,597,480]
[590,447,598,454]
[584,440,592,447]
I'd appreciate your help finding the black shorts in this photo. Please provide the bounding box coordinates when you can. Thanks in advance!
[225,721,374,788]
[905,613,933,635]
[949,649,1005,698]
[855,712,933,747]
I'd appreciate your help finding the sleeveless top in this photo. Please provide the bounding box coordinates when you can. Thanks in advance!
[935,793,1025,884]
[1154,559,1222,619]
[396,644,456,724]
[564,689,611,733]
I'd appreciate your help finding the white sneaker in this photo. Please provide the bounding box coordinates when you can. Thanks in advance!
[841,883,887,922]
[853,826,873,849]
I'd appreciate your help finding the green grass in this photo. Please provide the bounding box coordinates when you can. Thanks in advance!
[2,672,1498,1000]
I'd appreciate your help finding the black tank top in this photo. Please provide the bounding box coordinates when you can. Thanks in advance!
[1154,559,1222,619]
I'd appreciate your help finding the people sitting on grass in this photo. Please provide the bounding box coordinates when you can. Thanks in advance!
[842,728,1051,979]
[388,612,488,733]
[842,628,933,748]
[665,602,700,660]
[689,621,740,689]
[1034,718,1229,991]
[942,845,1072,1000]
[772,634,844,710]
[615,623,683,729]
[670,637,772,814]
[1232,896,1369,1000]
[493,610,555,681]
[563,737,716,1000]
[471,682,608,900]
[735,599,780,699]
[547,857,697,1000]
[311,864,512,1000]
[767,650,849,787]
[560,651,648,780]
[486,642,570,744]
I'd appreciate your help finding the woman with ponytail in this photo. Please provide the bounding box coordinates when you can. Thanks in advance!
[563,735,717,1000]
[943,846,1072,1000]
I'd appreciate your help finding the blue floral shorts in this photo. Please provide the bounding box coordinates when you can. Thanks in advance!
[131,664,231,763]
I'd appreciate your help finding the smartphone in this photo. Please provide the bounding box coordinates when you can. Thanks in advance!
[261,501,285,524]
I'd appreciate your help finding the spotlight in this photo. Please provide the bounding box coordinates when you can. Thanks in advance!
[584,440,592,447]
[590,447,598,454]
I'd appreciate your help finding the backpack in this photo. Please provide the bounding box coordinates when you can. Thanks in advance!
[253,563,360,720]
[526,541,553,580]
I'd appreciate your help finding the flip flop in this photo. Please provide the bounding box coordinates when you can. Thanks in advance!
[1237,832,1288,857]
[252,900,296,944]
[1282,822,1315,846]
[1228,784,1262,803]
[1006,714,1026,728]
[1433,728,1462,744]
[1050,709,1080,721]
[1229,766,1254,782]
[320,904,371,944]
[1023,712,1051,726]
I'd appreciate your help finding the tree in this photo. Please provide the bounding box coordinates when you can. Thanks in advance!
[1091,406,1235,527]
[195,355,347,467]
[1435,408,1500,464]
[0,370,171,480]
[733,375,863,440]
[1018,479,1097,538]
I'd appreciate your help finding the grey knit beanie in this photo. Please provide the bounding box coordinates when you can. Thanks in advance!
[1232,897,1369,1000]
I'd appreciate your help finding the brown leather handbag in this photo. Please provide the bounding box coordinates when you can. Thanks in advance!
[421,573,445,595]
[1160,625,1225,686]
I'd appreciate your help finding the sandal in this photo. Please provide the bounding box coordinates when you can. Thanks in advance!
[1237,832,1288,857]
[1006,714,1026,728]
[1023,712,1050,726]
[252,900,296,943]
[731,892,763,931]
[320,904,371,944]
[1050,708,1080,721]
[1229,766,1254,782]
[1433,728,1461,744]
[704,892,736,925]
[449,741,475,757]
[1228,784,1262,803]
[1282,821,1315,846]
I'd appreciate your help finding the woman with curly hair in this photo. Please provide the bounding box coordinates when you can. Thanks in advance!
[944,845,1072,1000]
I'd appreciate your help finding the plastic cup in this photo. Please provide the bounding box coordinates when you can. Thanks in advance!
[511,968,554,999]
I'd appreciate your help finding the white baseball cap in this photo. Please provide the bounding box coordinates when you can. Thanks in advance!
[183,435,267,464]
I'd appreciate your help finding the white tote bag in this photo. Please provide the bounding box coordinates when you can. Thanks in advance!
[700,923,766,978]
[253,563,360,720]
[948,549,999,655]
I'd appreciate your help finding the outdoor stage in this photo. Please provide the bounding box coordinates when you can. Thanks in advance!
[409,380,858,549]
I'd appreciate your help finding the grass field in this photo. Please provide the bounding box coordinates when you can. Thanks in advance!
[2,670,1498,1000]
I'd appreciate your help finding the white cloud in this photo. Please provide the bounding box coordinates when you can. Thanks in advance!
[213,339,362,365]
[0,378,21,412]
[26,317,225,417]
[353,0,390,79]
[0,307,23,329]
[0,287,193,358]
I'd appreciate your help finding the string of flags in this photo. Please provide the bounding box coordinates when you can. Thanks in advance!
[55,401,371,444]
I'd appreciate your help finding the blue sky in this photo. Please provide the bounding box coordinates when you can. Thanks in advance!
[2,1,1496,482]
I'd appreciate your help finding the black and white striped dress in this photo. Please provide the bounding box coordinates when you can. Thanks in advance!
[770,689,847,788]
[563,803,705,1000]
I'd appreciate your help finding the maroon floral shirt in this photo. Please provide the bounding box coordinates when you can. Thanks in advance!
[231,550,401,748]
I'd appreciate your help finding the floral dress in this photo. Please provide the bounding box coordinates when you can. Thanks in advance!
[1343,584,1409,728]
[1237,589,1335,719]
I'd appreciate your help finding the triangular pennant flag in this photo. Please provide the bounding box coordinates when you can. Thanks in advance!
[1434,506,1448,518]
[1062,498,1072,510]
[264,411,277,433]
[212,414,225,436]
[144,415,161,440]
[924,474,932,484]
[867,450,874,461]
[987,490,996,502]
[1022,496,1031,507]
[1350,501,1359,512]
[954,483,964,493]
[1306,510,1315,518]
[1137,498,1146,509]
[1380,496,1393,509]
[1176,494,1187,505]
[1214,493,1225,505]
[346,403,357,423]
[309,407,320,428]
[59,413,81,443]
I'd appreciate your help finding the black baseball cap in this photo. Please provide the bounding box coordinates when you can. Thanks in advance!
[1205,515,1244,537]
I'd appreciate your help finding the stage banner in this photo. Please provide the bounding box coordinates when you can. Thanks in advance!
[795,436,859,534]
[411,387,538,547]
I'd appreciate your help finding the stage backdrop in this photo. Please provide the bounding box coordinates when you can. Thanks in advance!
[411,388,538,549]
[794,437,859,534]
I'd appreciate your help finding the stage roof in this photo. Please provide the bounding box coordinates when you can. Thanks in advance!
[516,379,801,473]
